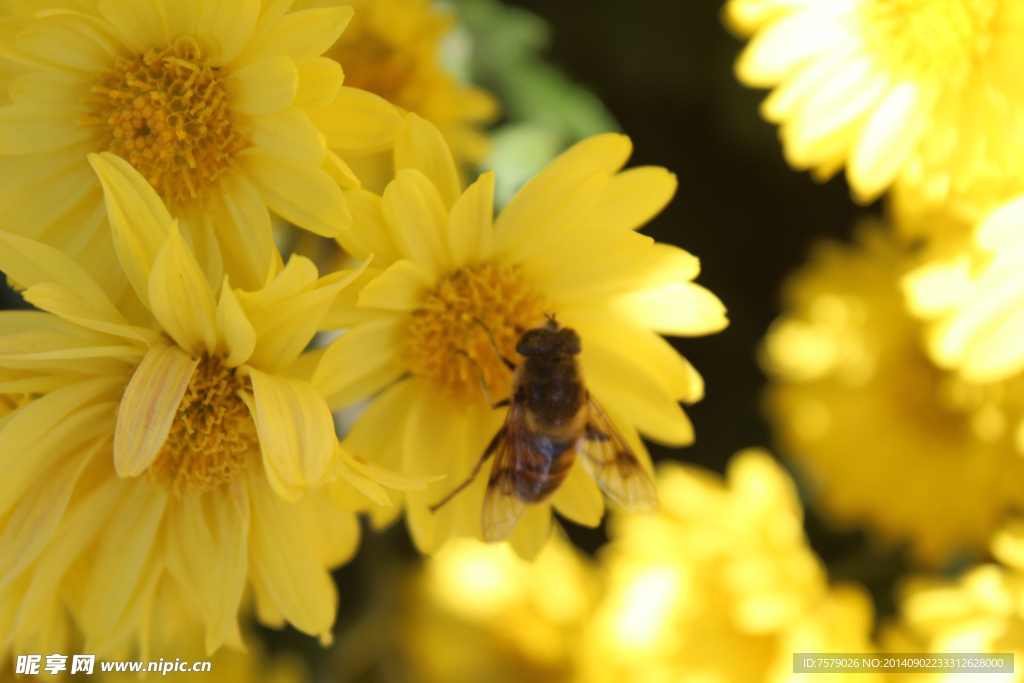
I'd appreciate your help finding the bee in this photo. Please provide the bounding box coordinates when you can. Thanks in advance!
[430,314,658,542]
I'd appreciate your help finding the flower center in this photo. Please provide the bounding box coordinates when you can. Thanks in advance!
[81,38,247,213]
[861,0,1000,82]
[404,263,547,403]
[147,356,258,496]
[328,30,421,110]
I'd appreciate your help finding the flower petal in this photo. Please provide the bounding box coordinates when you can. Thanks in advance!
[609,281,728,337]
[546,133,633,175]
[238,147,351,236]
[312,315,406,410]
[246,367,336,497]
[507,504,552,560]
[551,461,605,528]
[446,170,495,269]
[246,109,325,166]
[0,102,94,153]
[357,259,434,311]
[337,189,402,265]
[309,86,406,150]
[235,6,352,64]
[293,56,343,111]
[229,55,297,115]
[586,166,678,232]
[148,222,219,357]
[382,168,450,274]
[395,113,461,210]
[198,0,259,65]
[88,152,173,309]
[114,344,199,478]
[15,11,122,73]
[217,276,256,367]
[208,171,275,291]
[247,462,337,640]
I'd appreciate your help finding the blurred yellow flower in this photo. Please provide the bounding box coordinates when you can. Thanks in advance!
[904,193,1024,384]
[315,114,726,558]
[396,536,596,683]
[295,0,497,185]
[763,226,1024,563]
[581,450,879,683]
[891,521,1024,682]
[0,155,424,661]
[725,0,1024,206]
[0,0,405,293]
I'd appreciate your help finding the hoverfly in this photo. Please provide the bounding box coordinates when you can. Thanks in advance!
[430,314,658,542]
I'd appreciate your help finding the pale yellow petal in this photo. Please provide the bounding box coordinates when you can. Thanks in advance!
[609,281,729,337]
[395,113,461,210]
[297,488,360,568]
[238,147,351,236]
[114,344,199,478]
[551,461,605,528]
[493,161,608,264]
[208,171,275,291]
[312,315,406,410]
[337,189,401,265]
[849,81,929,202]
[88,152,173,309]
[0,329,143,361]
[582,344,695,446]
[309,86,406,150]
[198,0,259,65]
[0,103,93,153]
[246,109,325,166]
[235,6,352,64]
[293,56,343,111]
[247,463,337,639]
[246,367,336,496]
[149,223,219,357]
[546,133,633,175]
[507,504,552,560]
[585,166,677,232]
[323,148,361,191]
[216,276,256,367]
[382,168,450,274]
[97,0,166,54]
[81,483,166,646]
[229,56,298,116]
[16,11,122,73]
[357,259,434,311]
[22,283,160,347]
[0,438,100,586]
[447,170,494,267]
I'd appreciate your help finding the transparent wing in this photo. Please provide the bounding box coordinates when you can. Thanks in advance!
[481,401,531,543]
[577,395,658,514]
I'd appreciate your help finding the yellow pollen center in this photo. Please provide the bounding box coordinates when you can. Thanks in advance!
[147,356,258,496]
[862,0,1000,82]
[82,38,247,212]
[404,263,547,403]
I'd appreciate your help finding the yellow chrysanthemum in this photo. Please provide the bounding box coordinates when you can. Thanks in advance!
[580,450,880,683]
[313,114,727,558]
[390,536,595,683]
[0,153,424,661]
[726,0,1024,205]
[0,0,406,295]
[903,193,1024,384]
[764,226,1024,563]
[292,0,497,191]
[891,522,1024,680]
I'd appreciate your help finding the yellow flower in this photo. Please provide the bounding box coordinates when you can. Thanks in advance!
[0,0,406,294]
[892,522,1024,678]
[292,0,497,190]
[0,153,423,660]
[313,114,726,558]
[726,0,1024,205]
[389,536,596,683]
[581,450,879,683]
[904,193,1024,384]
[763,226,1024,564]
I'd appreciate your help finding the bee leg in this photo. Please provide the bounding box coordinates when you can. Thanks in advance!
[455,348,510,410]
[429,426,505,512]
[472,316,517,371]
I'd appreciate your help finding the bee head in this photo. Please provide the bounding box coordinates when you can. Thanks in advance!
[516,317,581,358]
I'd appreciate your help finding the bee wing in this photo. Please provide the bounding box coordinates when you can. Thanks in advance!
[481,400,531,543]
[577,395,659,514]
